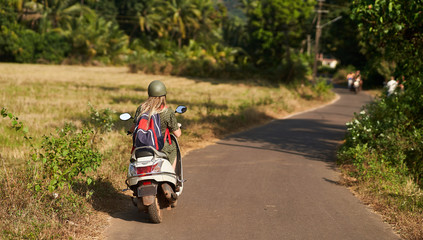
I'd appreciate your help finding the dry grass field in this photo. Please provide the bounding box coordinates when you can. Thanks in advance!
[0,63,334,239]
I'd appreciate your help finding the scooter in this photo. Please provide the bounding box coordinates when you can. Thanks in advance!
[119,105,187,223]
[352,79,360,94]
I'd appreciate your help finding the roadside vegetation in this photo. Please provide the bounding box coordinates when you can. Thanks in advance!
[0,63,333,239]
[337,1,423,239]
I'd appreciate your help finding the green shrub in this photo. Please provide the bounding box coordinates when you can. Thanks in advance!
[34,124,102,192]
[1,108,104,239]
[0,22,70,64]
[312,78,333,99]
[1,107,28,134]
[0,24,40,63]
[338,78,423,187]
[86,103,115,134]
[36,32,70,63]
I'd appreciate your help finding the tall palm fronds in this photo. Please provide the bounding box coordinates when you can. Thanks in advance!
[165,0,201,47]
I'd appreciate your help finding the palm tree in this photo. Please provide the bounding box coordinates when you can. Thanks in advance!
[165,0,201,48]
[191,0,218,41]
[58,11,128,63]
[137,0,167,38]
[21,0,92,31]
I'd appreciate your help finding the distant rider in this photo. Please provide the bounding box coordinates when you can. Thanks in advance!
[347,72,354,90]
[355,70,362,90]
[386,76,398,97]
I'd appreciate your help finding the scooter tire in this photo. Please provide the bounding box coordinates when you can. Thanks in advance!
[148,197,162,223]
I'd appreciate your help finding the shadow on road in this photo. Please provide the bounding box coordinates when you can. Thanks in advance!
[221,118,346,164]
[73,177,156,223]
[109,208,152,224]
[215,87,373,171]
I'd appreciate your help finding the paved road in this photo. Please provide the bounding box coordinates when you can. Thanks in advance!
[105,87,400,240]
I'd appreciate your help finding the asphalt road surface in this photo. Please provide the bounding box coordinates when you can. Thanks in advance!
[105,87,400,240]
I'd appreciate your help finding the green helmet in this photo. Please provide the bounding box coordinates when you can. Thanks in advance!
[148,80,167,97]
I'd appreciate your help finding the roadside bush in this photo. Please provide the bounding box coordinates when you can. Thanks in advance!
[86,103,115,134]
[1,108,102,238]
[312,78,333,99]
[338,78,423,211]
[33,124,102,192]
[128,48,170,74]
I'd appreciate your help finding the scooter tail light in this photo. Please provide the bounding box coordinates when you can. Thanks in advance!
[142,181,152,185]
[135,161,162,176]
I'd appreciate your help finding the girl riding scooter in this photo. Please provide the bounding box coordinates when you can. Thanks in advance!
[130,80,181,169]
[121,80,186,223]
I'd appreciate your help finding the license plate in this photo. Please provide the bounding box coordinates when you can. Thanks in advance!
[137,184,157,197]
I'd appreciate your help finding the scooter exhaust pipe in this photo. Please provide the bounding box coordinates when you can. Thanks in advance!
[161,183,178,203]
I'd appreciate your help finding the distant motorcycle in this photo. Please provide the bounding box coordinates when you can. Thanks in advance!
[353,79,360,94]
[119,105,187,223]
[350,78,360,94]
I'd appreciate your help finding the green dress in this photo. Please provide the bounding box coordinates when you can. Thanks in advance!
[133,106,179,164]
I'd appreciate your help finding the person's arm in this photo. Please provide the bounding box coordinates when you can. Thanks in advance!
[167,108,181,138]
[129,123,136,133]
[173,128,181,138]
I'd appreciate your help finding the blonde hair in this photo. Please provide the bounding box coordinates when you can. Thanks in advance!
[140,96,167,119]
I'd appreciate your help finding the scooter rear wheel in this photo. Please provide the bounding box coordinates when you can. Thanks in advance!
[148,197,162,223]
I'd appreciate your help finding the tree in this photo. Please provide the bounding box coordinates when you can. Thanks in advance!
[243,0,314,67]
[320,0,366,69]
[137,0,167,37]
[114,0,169,43]
[165,0,201,48]
[57,9,128,63]
[191,0,223,44]
[351,0,423,78]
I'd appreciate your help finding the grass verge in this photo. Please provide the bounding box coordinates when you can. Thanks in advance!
[338,164,423,239]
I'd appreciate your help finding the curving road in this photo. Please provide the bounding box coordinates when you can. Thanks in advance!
[105,86,400,240]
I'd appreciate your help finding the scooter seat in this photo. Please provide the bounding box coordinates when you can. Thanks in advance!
[135,148,168,159]
[135,149,154,158]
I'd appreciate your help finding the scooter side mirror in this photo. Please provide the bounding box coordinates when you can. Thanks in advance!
[120,113,132,121]
[175,105,187,114]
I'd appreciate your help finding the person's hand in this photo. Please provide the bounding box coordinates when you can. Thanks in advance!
[178,123,182,128]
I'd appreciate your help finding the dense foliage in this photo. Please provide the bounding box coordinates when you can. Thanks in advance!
[351,0,423,77]
[341,0,423,179]
[338,2,423,228]
[320,0,366,69]
[339,89,423,186]
[243,0,314,66]
[0,0,321,82]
